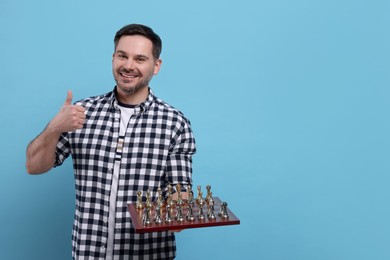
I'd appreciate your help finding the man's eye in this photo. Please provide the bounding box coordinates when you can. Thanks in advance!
[117,54,127,59]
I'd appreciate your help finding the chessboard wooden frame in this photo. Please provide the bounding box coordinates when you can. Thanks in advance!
[127,197,240,233]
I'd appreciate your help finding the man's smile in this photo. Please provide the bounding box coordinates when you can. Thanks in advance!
[120,71,140,79]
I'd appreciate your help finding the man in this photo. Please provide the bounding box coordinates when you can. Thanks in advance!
[26,24,196,259]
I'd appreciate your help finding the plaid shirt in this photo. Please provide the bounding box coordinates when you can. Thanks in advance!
[54,88,196,259]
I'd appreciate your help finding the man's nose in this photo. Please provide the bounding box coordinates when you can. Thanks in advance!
[124,58,135,70]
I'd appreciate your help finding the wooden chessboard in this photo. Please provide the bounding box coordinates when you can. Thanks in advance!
[127,197,240,233]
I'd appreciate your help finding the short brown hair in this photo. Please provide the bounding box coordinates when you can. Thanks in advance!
[114,24,162,60]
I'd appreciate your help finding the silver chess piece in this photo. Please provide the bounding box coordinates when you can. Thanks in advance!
[154,204,163,224]
[176,205,185,222]
[186,185,195,221]
[207,195,216,220]
[166,184,175,210]
[218,202,229,219]
[142,204,151,225]
[165,203,173,223]
[186,202,195,221]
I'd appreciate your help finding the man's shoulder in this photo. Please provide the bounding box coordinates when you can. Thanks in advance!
[153,97,187,119]
[75,91,113,108]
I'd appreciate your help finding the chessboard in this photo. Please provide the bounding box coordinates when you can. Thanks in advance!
[127,185,240,233]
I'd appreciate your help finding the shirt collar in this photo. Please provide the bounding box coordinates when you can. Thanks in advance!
[109,86,155,114]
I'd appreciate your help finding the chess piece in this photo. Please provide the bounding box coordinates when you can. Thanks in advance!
[187,185,194,203]
[219,202,229,219]
[186,185,195,221]
[175,184,185,222]
[207,195,216,220]
[196,185,202,204]
[165,203,173,223]
[154,204,163,224]
[186,201,195,221]
[156,187,164,208]
[145,190,152,209]
[142,204,151,225]
[176,183,184,206]
[176,205,185,222]
[166,184,175,209]
[136,190,143,209]
[205,185,212,204]
[196,187,206,220]
[197,201,205,220]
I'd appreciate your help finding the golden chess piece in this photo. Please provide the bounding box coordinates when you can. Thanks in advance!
[156,187,164,208]
[145,190,152,209]
[205,185,212,204]
[136,190,143,209]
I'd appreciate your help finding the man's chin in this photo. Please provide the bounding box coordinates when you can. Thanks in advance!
[117,84,147,96]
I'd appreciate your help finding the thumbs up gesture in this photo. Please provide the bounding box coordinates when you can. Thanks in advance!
[48,90,86,134]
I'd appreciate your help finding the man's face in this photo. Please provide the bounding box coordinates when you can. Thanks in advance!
[112,35,161,98]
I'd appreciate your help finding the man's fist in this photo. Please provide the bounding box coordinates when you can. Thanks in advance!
[48,90,86,134]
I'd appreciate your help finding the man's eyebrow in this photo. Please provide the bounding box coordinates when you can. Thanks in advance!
[135,54,150,60]
[115,50,150,60]
[115,50,127,55]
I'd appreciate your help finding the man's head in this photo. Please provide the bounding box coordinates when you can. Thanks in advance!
[112,24,163,104]
[114,24,162,60]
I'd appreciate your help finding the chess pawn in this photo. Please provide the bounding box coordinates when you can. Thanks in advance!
[197,203,205,220]
[219,202,229,219]
[165,203,173,223]
[176,183,184,207]
[154,204,163,224]
[142,204,151,225]
[136,190,143,210]
[166,184,175,209]
[197,194,206,221]
[186,201,195,221]
[176,205,185,222]
[207,196,216,220]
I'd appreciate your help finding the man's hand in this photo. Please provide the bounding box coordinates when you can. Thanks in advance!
[26,90,86,174]
[47,90,86,134]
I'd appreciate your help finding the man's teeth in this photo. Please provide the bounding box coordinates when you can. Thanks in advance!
[121,72,138,78]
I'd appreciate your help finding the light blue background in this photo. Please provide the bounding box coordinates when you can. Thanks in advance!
[1,0,389,259]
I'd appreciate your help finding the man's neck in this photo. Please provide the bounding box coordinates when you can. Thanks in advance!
[116,86,149,106]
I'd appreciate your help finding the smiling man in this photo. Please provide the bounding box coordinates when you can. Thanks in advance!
[113,33,162,104]
[26,24,196,259]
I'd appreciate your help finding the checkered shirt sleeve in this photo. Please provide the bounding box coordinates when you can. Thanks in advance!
[54,88,196,259]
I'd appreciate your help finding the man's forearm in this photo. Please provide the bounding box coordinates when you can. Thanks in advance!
[26,125,61,174]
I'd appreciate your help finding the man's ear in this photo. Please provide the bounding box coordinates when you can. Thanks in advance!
[154,59,162,75]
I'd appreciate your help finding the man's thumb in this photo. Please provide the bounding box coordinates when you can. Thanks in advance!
[64,90,73,105]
